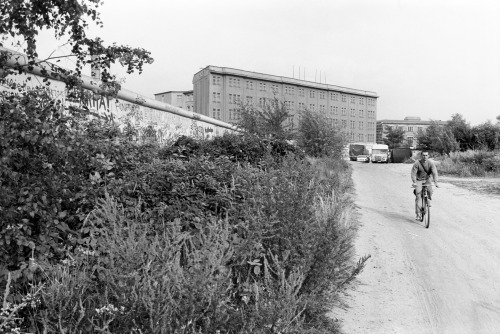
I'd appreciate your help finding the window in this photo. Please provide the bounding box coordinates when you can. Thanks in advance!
[341,107,347,116]
[212,92,221,103]
[298,102,305,110]
[298,88,305,97]
[285,86,295,95]
[259,97,266,107]
[246,80,254,89]
[341,94,346,102]
[350,96,355,104]
[359,110,364,118]
[212,76,221,85]
[309,90,315,98]
[350,108,356,117]
[359,97,364,105]
[407,136,414,147]
[350,120,355,129]
[331,106,339,115]
[408,126,414,132]
[319,91,325,99]
[246,96,253,105]
[309,103,315,111]
[359,121,364,130]
[259,82,267,91]
[229,93,240,104]
[271,84,279,93]
[330,92,338,101]
[285,101,295,111]
[358,134,364,141]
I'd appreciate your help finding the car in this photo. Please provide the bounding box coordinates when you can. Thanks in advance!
[356,155,370,163]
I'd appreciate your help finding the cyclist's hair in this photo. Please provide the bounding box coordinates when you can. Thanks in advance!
[421,150,430,155]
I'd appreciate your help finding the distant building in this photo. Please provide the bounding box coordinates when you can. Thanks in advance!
[376,116,447,148]
[192,65,379,143]
[154,90,194,112]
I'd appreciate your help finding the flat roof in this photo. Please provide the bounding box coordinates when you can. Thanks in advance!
[197,65,379,98]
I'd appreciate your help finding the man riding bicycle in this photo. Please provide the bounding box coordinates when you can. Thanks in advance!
[411,151,439,220]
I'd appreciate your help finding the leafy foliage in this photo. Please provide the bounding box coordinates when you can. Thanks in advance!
[437,150,500,177]
[237,96,293,140]
[417,121,459,154]
[1,86,364,332]
[297,108,346,158]
[383,125,406,148]
[0,0,153,91]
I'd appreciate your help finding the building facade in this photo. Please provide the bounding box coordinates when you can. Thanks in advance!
[192,66,378,143]
[376,116,447,148]
[154,90,194,112]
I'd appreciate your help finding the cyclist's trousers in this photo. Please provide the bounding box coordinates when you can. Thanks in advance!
[415,179,433,214]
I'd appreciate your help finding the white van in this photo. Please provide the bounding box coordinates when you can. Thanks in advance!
[370,144,389,163]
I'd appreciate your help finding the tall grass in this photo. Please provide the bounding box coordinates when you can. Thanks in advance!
[437,150,500,177]
[4,156,367,333]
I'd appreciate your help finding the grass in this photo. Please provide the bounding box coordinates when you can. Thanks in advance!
[437,150,500,177]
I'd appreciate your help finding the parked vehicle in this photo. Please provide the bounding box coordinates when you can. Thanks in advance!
[370,144,389,163]
[349,143,375,162]
[391,147,412,163]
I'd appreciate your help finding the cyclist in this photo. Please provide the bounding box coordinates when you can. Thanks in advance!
[411,151,439,220]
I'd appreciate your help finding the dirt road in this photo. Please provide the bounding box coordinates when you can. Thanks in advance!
[333,162,500,334]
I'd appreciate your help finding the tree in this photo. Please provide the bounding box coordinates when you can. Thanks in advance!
[417,121,459,154]
[237,96,293,140]
[446,113,473,151]
[383,125,405,149]
[0,0,153,92]
[472,121,500,151]
[297,108,346,157]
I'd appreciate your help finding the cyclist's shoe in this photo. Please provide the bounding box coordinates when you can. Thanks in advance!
[415,214,421,220]
[428,199,432,207]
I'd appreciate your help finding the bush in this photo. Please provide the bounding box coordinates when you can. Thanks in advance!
[2,89,365,333]
[437,150,500,176]
[297,109,346,158]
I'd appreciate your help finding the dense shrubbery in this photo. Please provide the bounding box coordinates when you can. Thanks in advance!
[1,89,363,333]
[437,150,500,177]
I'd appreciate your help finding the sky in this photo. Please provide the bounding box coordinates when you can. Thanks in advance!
[30,0,500,125]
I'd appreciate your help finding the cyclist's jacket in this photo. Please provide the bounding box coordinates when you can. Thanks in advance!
[411,159,438,183]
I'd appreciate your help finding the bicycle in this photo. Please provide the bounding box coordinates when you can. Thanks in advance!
[412,183,431,228]
[419,185,430,228]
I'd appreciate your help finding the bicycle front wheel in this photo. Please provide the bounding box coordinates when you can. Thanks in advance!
[423,199,430,228]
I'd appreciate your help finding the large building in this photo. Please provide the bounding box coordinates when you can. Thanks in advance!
[376,116,447,148]
[192,66,378,142]
[154,90,194,112]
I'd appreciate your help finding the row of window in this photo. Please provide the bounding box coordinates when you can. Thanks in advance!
[212,76,376,105]
[216,93,375,117]
[344,133,375,142]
